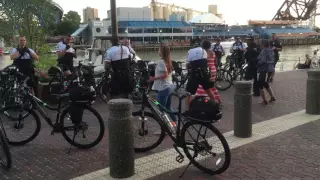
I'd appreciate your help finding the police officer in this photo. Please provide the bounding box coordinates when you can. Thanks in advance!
[56,35,76,76]
[104,36,133,99]
[230,37,246,68]
[212,38,225,67]
[244,35,261,96]
[10,36,39,93]
[122,38,136,60]
[268,33,282,82]
[186,40,216,106]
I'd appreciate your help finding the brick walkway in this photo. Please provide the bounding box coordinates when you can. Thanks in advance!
[148,119,320,180]
[0,70,309,180]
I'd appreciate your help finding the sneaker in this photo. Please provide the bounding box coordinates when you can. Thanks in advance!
[269,97,276,103]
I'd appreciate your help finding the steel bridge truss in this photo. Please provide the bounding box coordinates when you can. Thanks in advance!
[272,0,318,20]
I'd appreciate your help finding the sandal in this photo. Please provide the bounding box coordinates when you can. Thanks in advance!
[269,97,276,103]
[260,100,268,105]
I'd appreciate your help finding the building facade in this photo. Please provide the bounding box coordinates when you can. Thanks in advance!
[83,7,99,23]
[107,7,152,21]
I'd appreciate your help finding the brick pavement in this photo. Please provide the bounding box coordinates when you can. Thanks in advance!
[0,70,308,180]
[148,118,320,180]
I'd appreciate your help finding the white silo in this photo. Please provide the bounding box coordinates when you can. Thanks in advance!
[163,6,172,21]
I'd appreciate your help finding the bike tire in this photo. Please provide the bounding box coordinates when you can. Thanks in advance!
[0,127,12,169]
[1,106,41,146]
[99,80,110,103]
[181,120,231,175]
[214,70,232,91]
[132,111,165,152]
[60,105,105,149]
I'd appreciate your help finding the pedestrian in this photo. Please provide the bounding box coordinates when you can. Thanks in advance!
[257,40,276,105]
[267,33,282,82]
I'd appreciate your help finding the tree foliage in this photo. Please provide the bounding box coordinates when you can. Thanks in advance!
[0,0,58,49]
[54,11,81,36]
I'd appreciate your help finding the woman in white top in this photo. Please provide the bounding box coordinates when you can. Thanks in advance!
[148,45,176,122]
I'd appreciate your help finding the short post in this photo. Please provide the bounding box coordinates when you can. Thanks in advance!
[306,70,320,114]
[234,81,253,138]
[108,99,134,178]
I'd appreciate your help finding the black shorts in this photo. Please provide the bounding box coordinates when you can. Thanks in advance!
[110,71,134,96]
[257,71,269,89]
[57,58,74,72]
[186,69,214,94]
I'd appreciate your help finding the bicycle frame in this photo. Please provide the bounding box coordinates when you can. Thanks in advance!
[139,88,187,146]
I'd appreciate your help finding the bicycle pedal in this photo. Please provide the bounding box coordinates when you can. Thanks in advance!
[176,155,184,163]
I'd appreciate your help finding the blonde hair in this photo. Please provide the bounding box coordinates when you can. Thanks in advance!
[160,45,173,73]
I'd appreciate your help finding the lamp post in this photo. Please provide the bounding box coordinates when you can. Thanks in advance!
[110,0,118,39]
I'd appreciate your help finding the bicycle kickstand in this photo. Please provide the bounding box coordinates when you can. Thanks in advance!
[179,161,192,179]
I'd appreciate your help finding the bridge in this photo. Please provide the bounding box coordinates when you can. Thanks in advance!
[51,1,64,21]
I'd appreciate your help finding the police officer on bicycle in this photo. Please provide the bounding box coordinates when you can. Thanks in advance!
[244,35,261,96]
[10,36,39,94]
[230,37,246,68]
[186,39,216,104]
[212,38,225,67]
[104,37,134,98]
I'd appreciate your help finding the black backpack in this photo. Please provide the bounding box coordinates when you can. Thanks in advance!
[186,96,222,122]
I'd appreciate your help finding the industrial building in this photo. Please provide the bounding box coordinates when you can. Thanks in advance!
[83,7,99,23]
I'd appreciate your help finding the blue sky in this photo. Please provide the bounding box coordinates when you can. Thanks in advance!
[52,0,302,25]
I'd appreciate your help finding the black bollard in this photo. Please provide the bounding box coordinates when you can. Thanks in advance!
[108,99,134,178]
[306,70,320,114]
[234,81,253,138]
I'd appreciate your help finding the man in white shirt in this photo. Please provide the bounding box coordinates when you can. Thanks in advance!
[56,35,75,75]
[104,37,134,98]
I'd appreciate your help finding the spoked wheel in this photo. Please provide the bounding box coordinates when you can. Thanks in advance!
[0,106,41,146]
[181,120,231,175]
[98,81,110,103]
[0,128,12,169]
[60,105,105,149]
[214,70,232,91]
[132,111,165,152]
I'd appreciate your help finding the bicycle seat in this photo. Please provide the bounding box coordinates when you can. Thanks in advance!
[171,91,191,100]
[51,93,69,99]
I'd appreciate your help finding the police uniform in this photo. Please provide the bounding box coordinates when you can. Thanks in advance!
[231,41,246,67]
[212,43,224,66]
[56,41,75,72]
[104,45,134,96]
[269,39,282,65]
[186,47,214,94]
[10,47,36,85]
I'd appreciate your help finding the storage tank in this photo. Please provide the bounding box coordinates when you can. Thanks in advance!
[153,6,163,20]
[208,5,218,14]
[187,9,193,22]
[163,6,172,21]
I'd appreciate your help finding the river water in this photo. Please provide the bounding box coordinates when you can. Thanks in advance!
[1,45,318,71]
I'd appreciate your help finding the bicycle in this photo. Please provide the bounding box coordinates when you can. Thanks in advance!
[1,74,105,149]
[132,87,231,177]
[0,124,11,169]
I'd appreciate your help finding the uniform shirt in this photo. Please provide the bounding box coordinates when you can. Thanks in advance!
[212,44,225,55]
[186,47,207,62]
[10,48,35,59]
[231,42,246,52]
[104,45,131,62]
[56,41,67,52]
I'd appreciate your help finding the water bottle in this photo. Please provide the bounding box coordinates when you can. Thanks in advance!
[161,113,176,134]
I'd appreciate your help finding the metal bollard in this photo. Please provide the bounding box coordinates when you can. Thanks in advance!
[234,81,253,138]
[306,70,320,114]
[108,99,134,178]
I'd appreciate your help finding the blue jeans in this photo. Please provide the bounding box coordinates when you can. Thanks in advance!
[157,87,176,122]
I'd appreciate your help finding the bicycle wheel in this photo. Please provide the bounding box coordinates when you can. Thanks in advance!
[98,80,110,103]
[0,127,12,169]
[214,70,232,91]
[132,111,165,152]
[60,105,105,149]
[0,106,41,146]
[181,120,231,175]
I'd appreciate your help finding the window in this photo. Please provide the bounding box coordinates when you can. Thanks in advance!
[159,28,172,33]
[144,28,158,33]
[128,28,143,33]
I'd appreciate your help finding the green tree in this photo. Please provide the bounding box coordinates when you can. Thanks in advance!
[54,11,81,36]
[0,0,58,49]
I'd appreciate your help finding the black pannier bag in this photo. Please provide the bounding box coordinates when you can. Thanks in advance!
[186,96,222,121]
[47,66,62,77]
[81,65,95,87]
[68,86,96,124]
